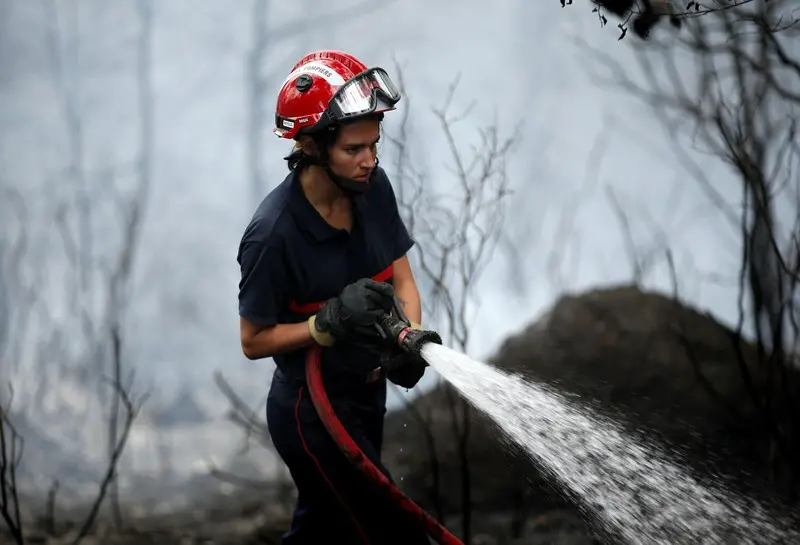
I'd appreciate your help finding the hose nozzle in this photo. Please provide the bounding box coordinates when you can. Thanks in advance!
[376,298,443,357]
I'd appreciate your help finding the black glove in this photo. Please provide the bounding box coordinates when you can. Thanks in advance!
[383,349,427,389]
[309,278,395,346]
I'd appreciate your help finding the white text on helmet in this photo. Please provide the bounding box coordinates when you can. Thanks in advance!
[282,61,346,87]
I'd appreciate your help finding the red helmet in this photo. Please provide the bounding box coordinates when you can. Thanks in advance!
[273,50,401,140]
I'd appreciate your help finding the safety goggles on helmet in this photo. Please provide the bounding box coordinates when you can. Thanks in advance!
[326,67,401,122]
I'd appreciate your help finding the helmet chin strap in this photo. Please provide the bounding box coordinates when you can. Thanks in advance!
[293,128,381,196]
[305,154,379,196]
[323,165,372,195]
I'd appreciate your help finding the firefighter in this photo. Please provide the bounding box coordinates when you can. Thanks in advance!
[237,49,431,544]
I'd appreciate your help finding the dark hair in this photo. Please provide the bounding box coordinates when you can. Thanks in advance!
[285,112,384,172]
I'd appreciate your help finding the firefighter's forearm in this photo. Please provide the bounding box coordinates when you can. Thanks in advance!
[394,278,422,325]
[241,321,314,360]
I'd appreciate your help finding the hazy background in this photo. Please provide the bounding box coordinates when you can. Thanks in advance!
[0,0,753,510]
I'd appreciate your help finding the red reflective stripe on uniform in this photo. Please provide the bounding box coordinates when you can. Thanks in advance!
[288,300,325,314]
[371,263,394,283]
[287,264,394,315]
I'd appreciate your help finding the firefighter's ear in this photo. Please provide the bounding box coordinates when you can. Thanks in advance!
[297,135,318,158]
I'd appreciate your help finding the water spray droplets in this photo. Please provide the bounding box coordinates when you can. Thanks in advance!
[420,343,800,544]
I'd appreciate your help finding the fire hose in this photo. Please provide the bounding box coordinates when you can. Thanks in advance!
[304,299,464,545]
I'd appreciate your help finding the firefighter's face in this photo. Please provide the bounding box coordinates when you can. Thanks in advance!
[327,118,380,184]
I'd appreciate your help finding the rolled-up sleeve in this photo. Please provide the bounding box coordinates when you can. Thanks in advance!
[237,241,289,326]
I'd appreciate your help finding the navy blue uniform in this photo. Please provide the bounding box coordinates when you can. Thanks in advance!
[237,167,431,544]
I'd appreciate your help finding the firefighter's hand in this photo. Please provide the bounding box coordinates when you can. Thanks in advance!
[384,351,427,389]
[309,278,395,346]
[382,322,427,389]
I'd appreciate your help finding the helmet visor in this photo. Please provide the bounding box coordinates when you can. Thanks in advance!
[328,68,401,120]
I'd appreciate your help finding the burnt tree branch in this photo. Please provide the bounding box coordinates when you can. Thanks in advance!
[582,0,800,496]
[0,387,24,545]
[70,373,149,545]
[387,68,520,542]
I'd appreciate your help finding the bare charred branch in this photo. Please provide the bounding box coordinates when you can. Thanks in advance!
[580,0,800,497]
[70,373,149,545]
[605,186,673,285]
[576,0,796,41]
[206,468,273,491]
[1,0,155,541]
[103,0,154,529]
[44,479,59,536]
[213,371,273,453]
[386,67,520,542]
[0,387,24,545]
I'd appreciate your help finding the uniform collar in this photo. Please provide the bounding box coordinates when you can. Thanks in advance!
[288,169,367,242]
